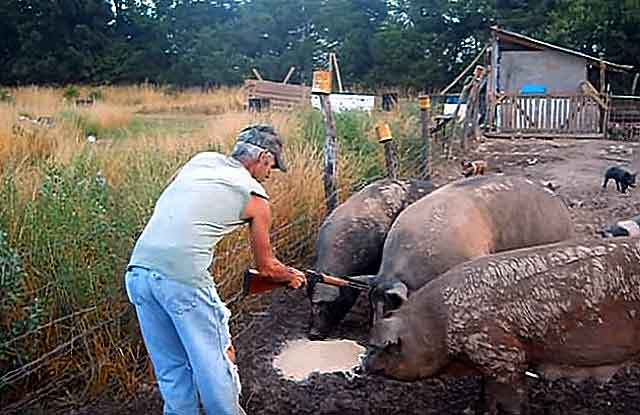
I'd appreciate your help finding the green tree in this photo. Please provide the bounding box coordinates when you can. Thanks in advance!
[229,0,320,84]
[545,0,640,92]
[313,0,388,88]
[5,0,116,84]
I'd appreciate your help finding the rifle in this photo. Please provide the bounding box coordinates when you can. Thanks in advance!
[241,268,370,300]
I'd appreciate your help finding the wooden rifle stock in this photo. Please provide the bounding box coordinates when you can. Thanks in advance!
[243,269,289,296]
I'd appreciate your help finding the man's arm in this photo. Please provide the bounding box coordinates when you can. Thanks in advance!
[242,195,306,289]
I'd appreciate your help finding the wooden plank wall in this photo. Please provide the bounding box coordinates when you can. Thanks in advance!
[608,96,640,141]
[496,94,602,135]
[244,80,311,111]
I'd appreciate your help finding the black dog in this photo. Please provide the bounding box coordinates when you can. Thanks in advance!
[600,215,640,238]
[603,166,636,193]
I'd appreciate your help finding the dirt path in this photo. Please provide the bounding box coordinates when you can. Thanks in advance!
[77,138,640,415]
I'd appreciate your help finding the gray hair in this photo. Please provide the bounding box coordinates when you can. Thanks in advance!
[230,141,266,164]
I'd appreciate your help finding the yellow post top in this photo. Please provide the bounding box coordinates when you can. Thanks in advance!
[312,71,332,94]
[418,95,431,110]
[375,122,393,143]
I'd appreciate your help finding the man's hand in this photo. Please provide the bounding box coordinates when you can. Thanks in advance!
[286,266,306,289]
[259,264,307,289]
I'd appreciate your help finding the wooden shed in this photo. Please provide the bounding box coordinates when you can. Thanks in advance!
[485,26,635,139]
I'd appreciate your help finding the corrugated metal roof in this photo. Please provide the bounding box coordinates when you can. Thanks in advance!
[491,26,634,72]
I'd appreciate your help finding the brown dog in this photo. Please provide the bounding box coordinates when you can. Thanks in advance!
[461,159,487,177]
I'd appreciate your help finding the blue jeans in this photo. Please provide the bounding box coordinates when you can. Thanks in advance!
[124,266,244,415]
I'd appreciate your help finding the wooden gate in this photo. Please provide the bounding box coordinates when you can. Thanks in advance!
[608,95,640,141]
[494,94,603,138]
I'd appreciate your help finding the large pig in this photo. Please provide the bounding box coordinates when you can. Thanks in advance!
[368,174,574,324]
[363,237,640,414]
[309,178,436,339]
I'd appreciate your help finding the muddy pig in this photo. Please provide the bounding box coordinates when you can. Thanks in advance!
[364,237,640,415]
[600,214,640,238]
[309,178,436,340]
[369,174,573,324]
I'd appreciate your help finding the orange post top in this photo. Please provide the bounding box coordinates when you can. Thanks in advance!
[375,122,393,143]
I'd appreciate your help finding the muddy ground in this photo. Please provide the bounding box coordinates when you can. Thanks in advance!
[77,138,640,414]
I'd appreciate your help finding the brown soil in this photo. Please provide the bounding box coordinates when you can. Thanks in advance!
[74,138,640,414]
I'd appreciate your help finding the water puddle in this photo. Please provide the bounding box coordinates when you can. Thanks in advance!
[273,339,365,381]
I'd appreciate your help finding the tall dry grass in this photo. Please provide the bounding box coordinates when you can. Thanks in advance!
[0,84,246,179]
[74,102,133,132]
[0,101,85,179]
[11,86,62,117]
[102,84,245,114]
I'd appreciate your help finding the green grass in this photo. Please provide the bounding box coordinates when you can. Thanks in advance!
[103,116,207,141]
[300,109,384,184]
[57,111,207,141]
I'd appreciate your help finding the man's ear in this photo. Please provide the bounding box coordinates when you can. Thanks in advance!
[259,151,275,168]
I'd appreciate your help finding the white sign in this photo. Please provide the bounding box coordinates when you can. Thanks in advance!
[311,93,376,113]
[444,103,467,121]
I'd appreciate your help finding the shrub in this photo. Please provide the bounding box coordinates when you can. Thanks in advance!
[63,85,80,101]
[0,89,14,104]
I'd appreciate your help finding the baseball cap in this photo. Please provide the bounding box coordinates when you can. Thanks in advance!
[236,124,287,172]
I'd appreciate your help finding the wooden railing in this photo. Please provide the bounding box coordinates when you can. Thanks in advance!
[495,94,602,135]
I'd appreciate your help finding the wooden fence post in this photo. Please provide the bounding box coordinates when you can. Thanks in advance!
[448,83,471,159]
[419,95,431,179]
[462,65,486,151]
[375,122,398,180]
[313,70,338,214]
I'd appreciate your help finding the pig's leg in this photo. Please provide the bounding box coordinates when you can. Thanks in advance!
[465,334,528,415]
[484,377,528,415]
[475,378,497,415]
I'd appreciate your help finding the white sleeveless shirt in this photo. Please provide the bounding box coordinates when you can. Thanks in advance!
[128,152,268,287]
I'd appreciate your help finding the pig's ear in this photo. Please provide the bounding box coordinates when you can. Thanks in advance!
[386,281,408,304]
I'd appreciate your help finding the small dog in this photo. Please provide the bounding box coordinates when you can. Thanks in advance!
[603,166,636,194]
[461,160,487,178]
[600,215,640,238]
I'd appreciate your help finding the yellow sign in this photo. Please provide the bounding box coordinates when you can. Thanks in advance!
[312,71,332,94]
[375,122,393,143]
[418,95,431,110]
